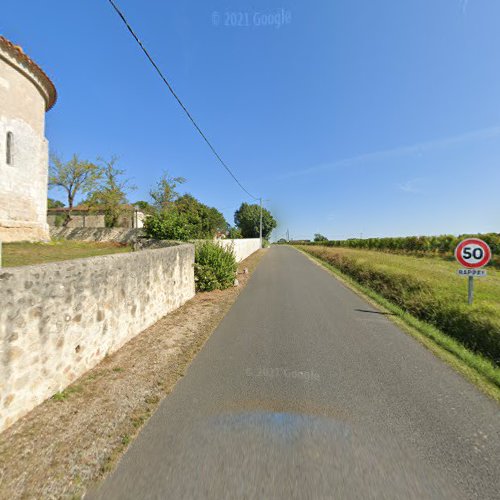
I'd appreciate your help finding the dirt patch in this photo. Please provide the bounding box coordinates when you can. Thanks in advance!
[0,249,267,499]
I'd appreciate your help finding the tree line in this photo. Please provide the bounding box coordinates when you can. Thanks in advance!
[48,153,277,240]
[303,233,500,256]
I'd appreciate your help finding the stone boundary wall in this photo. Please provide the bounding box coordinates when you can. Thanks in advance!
[50,227,144,243]
[217,239,261,262]
[0,244,195,433]
[49,229,261,262]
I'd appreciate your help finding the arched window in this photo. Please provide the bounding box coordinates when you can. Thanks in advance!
[6,132,13,165]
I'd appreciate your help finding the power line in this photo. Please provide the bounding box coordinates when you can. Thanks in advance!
[106,0,259,201]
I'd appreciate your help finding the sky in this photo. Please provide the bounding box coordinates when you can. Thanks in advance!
[2,0,500,240]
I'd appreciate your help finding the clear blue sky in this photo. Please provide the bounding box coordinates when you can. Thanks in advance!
[3,0,500,240]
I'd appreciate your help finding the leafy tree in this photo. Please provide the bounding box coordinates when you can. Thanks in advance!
[86,157,135,227]
[48,154,101,225]
[150,172,186,212]
[47,198,64,209]
[314,233,328,242]
[133,200,156,215]
[143,209,196,241]
[144,194,229,240]
[228,226,243,239]
[234,202,277,239]
[175,194,227,238]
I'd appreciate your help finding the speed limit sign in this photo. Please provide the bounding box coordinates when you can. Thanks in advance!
[455,238,492,305]
[455,238,492,268]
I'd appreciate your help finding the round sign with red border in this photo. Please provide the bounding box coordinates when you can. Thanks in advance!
[455,238,492,269]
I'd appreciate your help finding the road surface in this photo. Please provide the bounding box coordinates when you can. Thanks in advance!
[91,246,500,499]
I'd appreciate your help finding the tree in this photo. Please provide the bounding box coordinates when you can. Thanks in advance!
[86,156,135,227]
[234,202,277,239]
[48,154,101,225]
[47,198,64,209]
[314,233,328,242]
[149,172,186,212]
[227,226,243,239]
[143,209,195,241]
[175,194,227,238]
[133,200,156,215]
[143,193,229,240]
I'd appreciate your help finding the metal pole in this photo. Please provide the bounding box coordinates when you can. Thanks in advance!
[259,197,263,248]
[468,275,474,305]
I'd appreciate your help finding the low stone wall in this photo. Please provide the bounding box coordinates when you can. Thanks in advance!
[49,229,261,262]
[217,238,261,262]
[0,244,195,433]
[47,214,106,228]
[50,227,144,243]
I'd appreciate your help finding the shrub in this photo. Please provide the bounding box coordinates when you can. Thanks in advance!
[194,241,237,292]
[143,210,195,241]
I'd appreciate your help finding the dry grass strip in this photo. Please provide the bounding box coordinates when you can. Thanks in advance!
[0,249,267,499]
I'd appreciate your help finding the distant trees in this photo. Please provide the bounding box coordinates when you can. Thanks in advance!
[86,157,135,227]
[47,198,64,209]
[48,156,279,241]
[308,233,500,257]
[314,233,328,242]
[149,172,186,212]
[227,226,243,239]
[233,202,277,239]
[133,200,155,215]
[142,174,229,241]
[48,154,102,225]
[49,154,141,227]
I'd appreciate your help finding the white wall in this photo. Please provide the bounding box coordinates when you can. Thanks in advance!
[217,238,261,262]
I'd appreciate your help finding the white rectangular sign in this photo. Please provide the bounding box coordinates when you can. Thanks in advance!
[457,269,487,277]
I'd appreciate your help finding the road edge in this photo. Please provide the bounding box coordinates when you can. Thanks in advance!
[294,246,500,403]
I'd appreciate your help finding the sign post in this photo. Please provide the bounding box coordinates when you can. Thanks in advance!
[468,275,474,305]
[454,238,492,305]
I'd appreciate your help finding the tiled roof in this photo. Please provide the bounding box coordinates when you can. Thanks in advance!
[0,35,57,111]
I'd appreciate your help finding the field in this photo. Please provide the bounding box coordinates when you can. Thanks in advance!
[299,246,500,366]
[2,240,132,268]
[304,233,500,268]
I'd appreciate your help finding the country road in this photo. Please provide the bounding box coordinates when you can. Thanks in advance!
[91,246,500,499]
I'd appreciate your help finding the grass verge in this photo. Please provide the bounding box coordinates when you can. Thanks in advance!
[2,240,132,267]
[297,247,500,402]
[0,249,267,499]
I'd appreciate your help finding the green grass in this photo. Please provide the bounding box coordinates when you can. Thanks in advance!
[299,246,500,363]
[2,240,132,267]
[297,247,500,399]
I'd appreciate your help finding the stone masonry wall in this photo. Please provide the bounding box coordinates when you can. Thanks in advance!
[0,244,195,433]
[50,227,144,244]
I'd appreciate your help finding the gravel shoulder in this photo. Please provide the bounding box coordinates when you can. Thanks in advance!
[0,249,267,499]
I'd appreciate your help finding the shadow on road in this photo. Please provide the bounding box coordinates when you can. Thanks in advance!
[354,308,395,316]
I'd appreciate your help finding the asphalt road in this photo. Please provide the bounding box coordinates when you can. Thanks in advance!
[91,246,500,499]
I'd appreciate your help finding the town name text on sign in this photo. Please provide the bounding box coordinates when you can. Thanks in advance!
[457,269,487,277]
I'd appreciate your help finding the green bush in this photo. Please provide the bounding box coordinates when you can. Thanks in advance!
[194,241,237,292]
[143,210,196,241]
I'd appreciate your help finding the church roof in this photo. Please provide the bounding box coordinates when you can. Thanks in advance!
[0,35,57,111]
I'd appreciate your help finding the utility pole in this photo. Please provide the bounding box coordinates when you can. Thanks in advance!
[259,198,263,248]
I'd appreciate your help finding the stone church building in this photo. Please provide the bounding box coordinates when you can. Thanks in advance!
[0,36,56,242]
